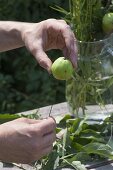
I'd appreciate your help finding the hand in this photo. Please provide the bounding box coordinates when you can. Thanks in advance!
[22,19,77,72]
[0,117,56,163]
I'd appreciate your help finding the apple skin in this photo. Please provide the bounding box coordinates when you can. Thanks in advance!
[102,13,113,33]
[51,57,74,80]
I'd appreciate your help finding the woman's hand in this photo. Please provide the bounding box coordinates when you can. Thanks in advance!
[0,117,56,163]
[0,19,77,72]
[22,19,77,72]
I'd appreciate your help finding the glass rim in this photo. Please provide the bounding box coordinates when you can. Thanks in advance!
[76,33,113,44]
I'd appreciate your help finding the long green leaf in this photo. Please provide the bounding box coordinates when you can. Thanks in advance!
[63,159,87,170]
[0,114,20,124]
[83,142,113,159]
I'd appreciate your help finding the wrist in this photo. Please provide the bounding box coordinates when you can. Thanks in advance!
[0,21,36,51]
[20,22,38,43]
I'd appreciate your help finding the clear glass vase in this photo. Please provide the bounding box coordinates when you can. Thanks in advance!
[66,34,113,118]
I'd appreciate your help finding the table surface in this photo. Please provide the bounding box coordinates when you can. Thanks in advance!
[0,102,113,170]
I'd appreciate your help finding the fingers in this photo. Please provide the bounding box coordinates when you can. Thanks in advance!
[33,117,56,136]
[16,117,42,124]
[30,118,56,161]
[24,19,78,71]
[46,19,78,68]
[34,41,52,72]
[40,117,56,135]
[39,144,53,158]
[33,144,53,161]
[42,131,56,146]
[61,25,78,68]
[28,40,52,72]
[35,49,52,73]
[23,26,52,72]
[34,133,55,161]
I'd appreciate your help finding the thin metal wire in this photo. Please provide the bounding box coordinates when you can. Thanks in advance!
[49,105,53,117]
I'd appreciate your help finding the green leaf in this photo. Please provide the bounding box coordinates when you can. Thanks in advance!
[71,142,83,152]
[61,128,72,157]
[63,159,87,170]
[107,137,113,150]
[69,118,85,135]
[67,152,91,163]
[58,114,72,128]
[0,114,20,124]
[83,142,113,159]
[72,161,87,170]
[80,129,105,143]
[43,151,59,170]
[50,5,69,15]
[21,111,40,120]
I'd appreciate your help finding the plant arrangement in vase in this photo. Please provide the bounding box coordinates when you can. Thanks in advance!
[52,0,113,117]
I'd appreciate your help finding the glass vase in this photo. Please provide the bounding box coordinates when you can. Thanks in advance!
[66,34,113,118]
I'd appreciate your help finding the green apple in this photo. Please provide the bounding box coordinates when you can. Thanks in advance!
[102,13,113,33]
[51,57,74,80]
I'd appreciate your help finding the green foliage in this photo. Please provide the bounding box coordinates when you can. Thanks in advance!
[0,0,68,114]
[0,113,20,124]
[36,113,113,169]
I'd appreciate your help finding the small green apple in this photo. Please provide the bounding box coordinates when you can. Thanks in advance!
[102,13,113,33]
[51,57,74,80]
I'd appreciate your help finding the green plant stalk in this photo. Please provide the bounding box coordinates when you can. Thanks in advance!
[52,1,113,116]
[66,0,113,116]
[71,0,93,41]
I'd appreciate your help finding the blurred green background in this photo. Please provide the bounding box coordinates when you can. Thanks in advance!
[0,0,68,114]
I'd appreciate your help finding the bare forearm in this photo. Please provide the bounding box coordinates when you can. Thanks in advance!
[0,21,31,52]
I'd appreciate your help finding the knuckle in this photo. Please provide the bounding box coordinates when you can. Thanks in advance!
[48,122,56,131]
[49,116,56,126]
[38,58,45,65]
[30,126,42,136]
[50,119,56,129]
[59,19,67,24]
[61,23,72,33]
[31,128,42,138]
[38,58,47,68]
[18,117,28,122]
[30,46,37,56]
[46,18,57,23]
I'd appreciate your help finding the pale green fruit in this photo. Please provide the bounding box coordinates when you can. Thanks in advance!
[51,57,74,80]
[102,13,113,33]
